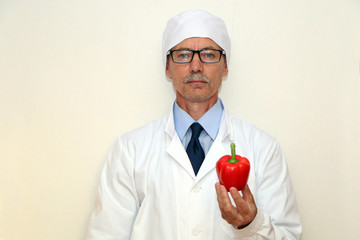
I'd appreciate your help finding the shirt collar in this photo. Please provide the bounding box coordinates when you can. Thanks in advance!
[173,98,224,141]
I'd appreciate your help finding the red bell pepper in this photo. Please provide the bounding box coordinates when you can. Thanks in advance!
[216,143,250,191]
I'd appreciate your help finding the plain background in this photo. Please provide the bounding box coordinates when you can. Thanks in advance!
[1,0,359,239]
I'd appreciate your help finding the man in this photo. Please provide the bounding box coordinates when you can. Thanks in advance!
[87,10,302,239]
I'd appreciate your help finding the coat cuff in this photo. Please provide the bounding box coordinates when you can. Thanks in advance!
[231,208,265,237]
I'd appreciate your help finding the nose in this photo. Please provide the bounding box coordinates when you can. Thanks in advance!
[189,52,204,73]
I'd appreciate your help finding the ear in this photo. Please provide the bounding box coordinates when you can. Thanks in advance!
[222,61,228,77]
[165,59,172,79]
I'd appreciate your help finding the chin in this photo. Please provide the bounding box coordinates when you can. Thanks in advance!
[185,94,216,103]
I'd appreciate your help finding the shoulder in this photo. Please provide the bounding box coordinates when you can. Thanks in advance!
[228,114,275,139]
[108,114,170,168]
[227,113,278,149]
[119,115,168,143]
[226,113,286,175]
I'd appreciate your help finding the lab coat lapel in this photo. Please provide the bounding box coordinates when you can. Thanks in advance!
[165,109,196,178]
[196,140,227,180]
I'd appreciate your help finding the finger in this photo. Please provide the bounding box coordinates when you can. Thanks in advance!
[242,185,258,217]
[229,187,248,215]
[229,187,243,203]
[215,183,224,205]
[215,182,221,196]
[241,184,255,204]
[215,183,226,210]
[216,183,231,207]
[218,186,242,223]
[216,184,234,211]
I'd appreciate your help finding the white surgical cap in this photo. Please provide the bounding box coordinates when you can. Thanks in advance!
[162,9,231,67]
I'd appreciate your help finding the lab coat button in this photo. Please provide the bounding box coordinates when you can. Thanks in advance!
[193,186,201,192]
[192,228,200,236]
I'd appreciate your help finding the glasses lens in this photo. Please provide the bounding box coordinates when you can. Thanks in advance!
[199,49,221,63]
[172,50,193,63]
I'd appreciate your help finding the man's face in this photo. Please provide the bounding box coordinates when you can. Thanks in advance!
[166,37,228,104]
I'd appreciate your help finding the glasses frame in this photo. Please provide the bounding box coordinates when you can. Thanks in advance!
[167,49,226,64]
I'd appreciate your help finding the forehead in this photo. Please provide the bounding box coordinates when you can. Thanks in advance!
[172,37,222,50]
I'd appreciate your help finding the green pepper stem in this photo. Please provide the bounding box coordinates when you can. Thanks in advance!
[228,143,239,164]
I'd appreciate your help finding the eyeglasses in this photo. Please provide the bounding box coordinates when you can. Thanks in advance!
[167,49,226,63]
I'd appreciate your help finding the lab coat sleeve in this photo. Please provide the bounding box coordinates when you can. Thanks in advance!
[230,138,302,239]
[86,138,139,240]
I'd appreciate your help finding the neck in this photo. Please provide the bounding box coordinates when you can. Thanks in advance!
[176,94,218,121]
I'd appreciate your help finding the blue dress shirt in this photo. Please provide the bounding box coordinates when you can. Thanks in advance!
[173,99,224,155]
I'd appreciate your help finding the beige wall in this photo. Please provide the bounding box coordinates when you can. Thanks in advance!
[1,0,359,239]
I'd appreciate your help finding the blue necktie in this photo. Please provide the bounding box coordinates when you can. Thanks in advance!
[186,122,205,175]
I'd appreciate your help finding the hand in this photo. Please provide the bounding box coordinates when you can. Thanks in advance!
[215,182,257,228]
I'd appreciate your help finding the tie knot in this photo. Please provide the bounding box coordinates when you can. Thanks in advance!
[190,122,203,138]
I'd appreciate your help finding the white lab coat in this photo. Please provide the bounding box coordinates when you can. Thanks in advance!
[86,107,302,239]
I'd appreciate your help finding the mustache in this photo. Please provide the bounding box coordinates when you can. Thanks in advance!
[183,74,210,83]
